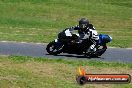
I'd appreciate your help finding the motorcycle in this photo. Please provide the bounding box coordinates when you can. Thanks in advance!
[46,33,112,57]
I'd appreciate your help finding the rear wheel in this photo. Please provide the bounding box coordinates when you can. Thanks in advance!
[46,41,63,55]
[95,48,107,56]
[85,52,98,58]
[84,46,107,57]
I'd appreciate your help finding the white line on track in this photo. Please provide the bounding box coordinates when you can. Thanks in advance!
[0,41,132,49]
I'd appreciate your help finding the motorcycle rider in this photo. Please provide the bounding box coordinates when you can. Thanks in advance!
[58,18,99,52]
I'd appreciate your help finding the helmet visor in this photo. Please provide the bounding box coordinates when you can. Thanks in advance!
[79,24,87,29]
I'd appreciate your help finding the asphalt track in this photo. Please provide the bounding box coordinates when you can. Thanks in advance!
[0,41,132,63]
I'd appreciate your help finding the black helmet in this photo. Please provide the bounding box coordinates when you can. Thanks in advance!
[79,18,89,29]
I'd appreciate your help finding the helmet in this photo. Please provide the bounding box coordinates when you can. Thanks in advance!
[79,18,89,29]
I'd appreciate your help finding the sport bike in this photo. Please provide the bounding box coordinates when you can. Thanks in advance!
[46,34,112,57]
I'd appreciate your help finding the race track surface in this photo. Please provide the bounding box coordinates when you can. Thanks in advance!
[0,41,132,63]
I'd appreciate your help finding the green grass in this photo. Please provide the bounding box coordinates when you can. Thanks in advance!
[0,0,131,47]
[0,55,132,88]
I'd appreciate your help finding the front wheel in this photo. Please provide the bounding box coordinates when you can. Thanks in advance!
[46,41,63,55]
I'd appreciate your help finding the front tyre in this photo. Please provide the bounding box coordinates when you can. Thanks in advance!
[46,41,63,55]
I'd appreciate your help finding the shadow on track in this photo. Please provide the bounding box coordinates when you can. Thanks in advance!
[46,54,102,59]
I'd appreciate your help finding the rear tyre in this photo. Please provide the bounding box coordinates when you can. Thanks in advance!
[46,41,63,55]
[84,47,107,57]
[85,52,98,58]
[95,48,107,56]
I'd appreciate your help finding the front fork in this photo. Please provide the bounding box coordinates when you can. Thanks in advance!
[54,39,64,50]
